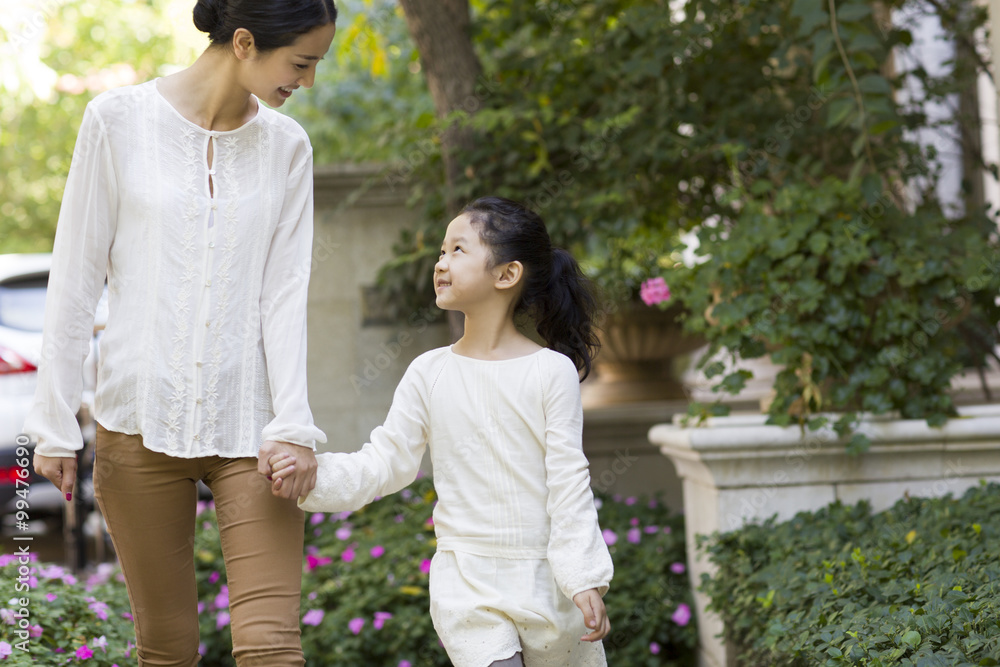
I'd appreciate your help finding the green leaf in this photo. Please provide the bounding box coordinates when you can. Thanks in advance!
[826,98,855,127]
[901,630,921,648]
[837,3,872,22]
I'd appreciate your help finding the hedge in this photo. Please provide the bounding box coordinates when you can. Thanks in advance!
[700,481,1000,666]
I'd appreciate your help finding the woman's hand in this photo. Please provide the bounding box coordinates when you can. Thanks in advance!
[257,441,316,502]
[572,588,610,641]
[33,453,77,501]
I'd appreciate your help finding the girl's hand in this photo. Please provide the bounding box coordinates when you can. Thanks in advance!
[572,588,610,641]
[257,441,317,501]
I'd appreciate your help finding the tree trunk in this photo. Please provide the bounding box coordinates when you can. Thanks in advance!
[398,0,483,341]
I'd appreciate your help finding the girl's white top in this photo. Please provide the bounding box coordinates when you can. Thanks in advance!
[24,79,326,458]
[300,346,614,601]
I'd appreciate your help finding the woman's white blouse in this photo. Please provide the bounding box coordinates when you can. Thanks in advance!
[24,79,327,458]
[299,347,614,601]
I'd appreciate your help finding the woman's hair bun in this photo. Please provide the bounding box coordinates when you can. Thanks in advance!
[193,0,225,35]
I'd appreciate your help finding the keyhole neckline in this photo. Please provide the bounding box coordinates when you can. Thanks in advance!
[153,78,262,136]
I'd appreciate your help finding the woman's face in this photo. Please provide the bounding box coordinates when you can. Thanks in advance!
[241,22,337,108]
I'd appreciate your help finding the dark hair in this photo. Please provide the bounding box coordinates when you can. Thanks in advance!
[461,196,600,380]
[193,0,337,52]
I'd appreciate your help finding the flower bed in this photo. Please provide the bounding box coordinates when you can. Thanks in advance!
[699,482,1000,666]
[1,476,695,665]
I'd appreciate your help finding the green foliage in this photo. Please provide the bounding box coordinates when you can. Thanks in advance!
[365,0,1000,440]
[699,482,1000,666]
[0,560,135,664]
[0,0,184,254]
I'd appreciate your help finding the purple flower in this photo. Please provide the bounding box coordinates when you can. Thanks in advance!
[197,602,205,614]
[0,555,16,567]
[670,562,686,574]
[420,559,432,574]
[306,555,333,571]
[663,526,672,534]
[308,591,318,600]
[650,641,661,655]
[640,277,671,306]
[302,609,324,626]
[310,513,325,526]
[399,661,412,667]
[627,528,641,544]
[0,610,14,625]
[394,514,405,523]
[341,548,356,563]
[216,611,231,630]
[629,517,639,526]
[92,636,108,651]
[602,529,618,546]
[370,545,385,559]
[348,617,365,635]
[76,644,94,659]
[373,611,393,630]
[199,643,206,656]
[28,624,41,638]
[208,571,220,584]
[644,525,659,534]
[335,527,352,541]
[625,496,637,506]
[671,603,692,626]
[214,585,229,610]
[0,642,10,657]
[46,593,58,602]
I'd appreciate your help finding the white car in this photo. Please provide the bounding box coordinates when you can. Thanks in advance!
[0,253,104,526]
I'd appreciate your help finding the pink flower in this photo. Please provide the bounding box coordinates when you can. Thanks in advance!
[215,585,229,610]
[199,643,206,656]
[0,642,11,657]
[629,517,639,526]
[197,602,205,614]
[671,603,691,626]
[306,555,333,571]
[216,612,231,630]
[92,636,108,651]
[399,662,412,667]
[46,593,58,602]
[310,513,325,526]
[420,559,432,574]
[208,571,220,584]
[663,526,672,534]
[76,644,94,659]
[302,609,324,626]
[87,600,110,621]
[625,496,637,506]
[28,624,41,638]
[373,611,393,630]
[602,529,618,546]
[640,277,671,306]
[370,545,385,559]
[335,527,352,541]
[0,555,16,567]
[341,548,356,563]
[650,641,661,655]
[0,610,14,625]
[670,562,686,574]
[644,525,659,534]
[627,528,641,544]
[348,617,365,635]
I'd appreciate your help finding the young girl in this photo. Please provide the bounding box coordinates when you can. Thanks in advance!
[270,196,614,666]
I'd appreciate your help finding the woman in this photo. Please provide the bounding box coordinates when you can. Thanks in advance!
[25,1,337,664]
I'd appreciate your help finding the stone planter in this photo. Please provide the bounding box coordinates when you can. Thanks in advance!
[647,405,1000,667]
[582,303,706,407]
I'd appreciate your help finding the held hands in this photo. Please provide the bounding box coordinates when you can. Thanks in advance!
[257,440,316,502]
[573,588,610,642]
[32,453,77,501]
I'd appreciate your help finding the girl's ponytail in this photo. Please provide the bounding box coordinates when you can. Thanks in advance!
[461,196,601,380]
[536,248,600,379]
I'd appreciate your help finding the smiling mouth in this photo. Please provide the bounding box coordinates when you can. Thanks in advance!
[279,86,296,96]
[436,281,451,289]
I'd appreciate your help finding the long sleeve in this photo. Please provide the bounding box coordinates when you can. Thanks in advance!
[23,104,118,457]
[542,354,614,600]
[298,361,430,513]
[259,145,326,450]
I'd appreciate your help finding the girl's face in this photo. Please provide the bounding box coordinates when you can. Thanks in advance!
[240,22,337,108]
[434,214,496,312]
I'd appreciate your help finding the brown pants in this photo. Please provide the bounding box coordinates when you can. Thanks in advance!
[94,424,305,666]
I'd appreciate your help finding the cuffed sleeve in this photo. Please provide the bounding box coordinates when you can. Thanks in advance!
[542,353,614,600]
[298,363,429,513]
[23,103,117,457]
[259,147,326,450]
